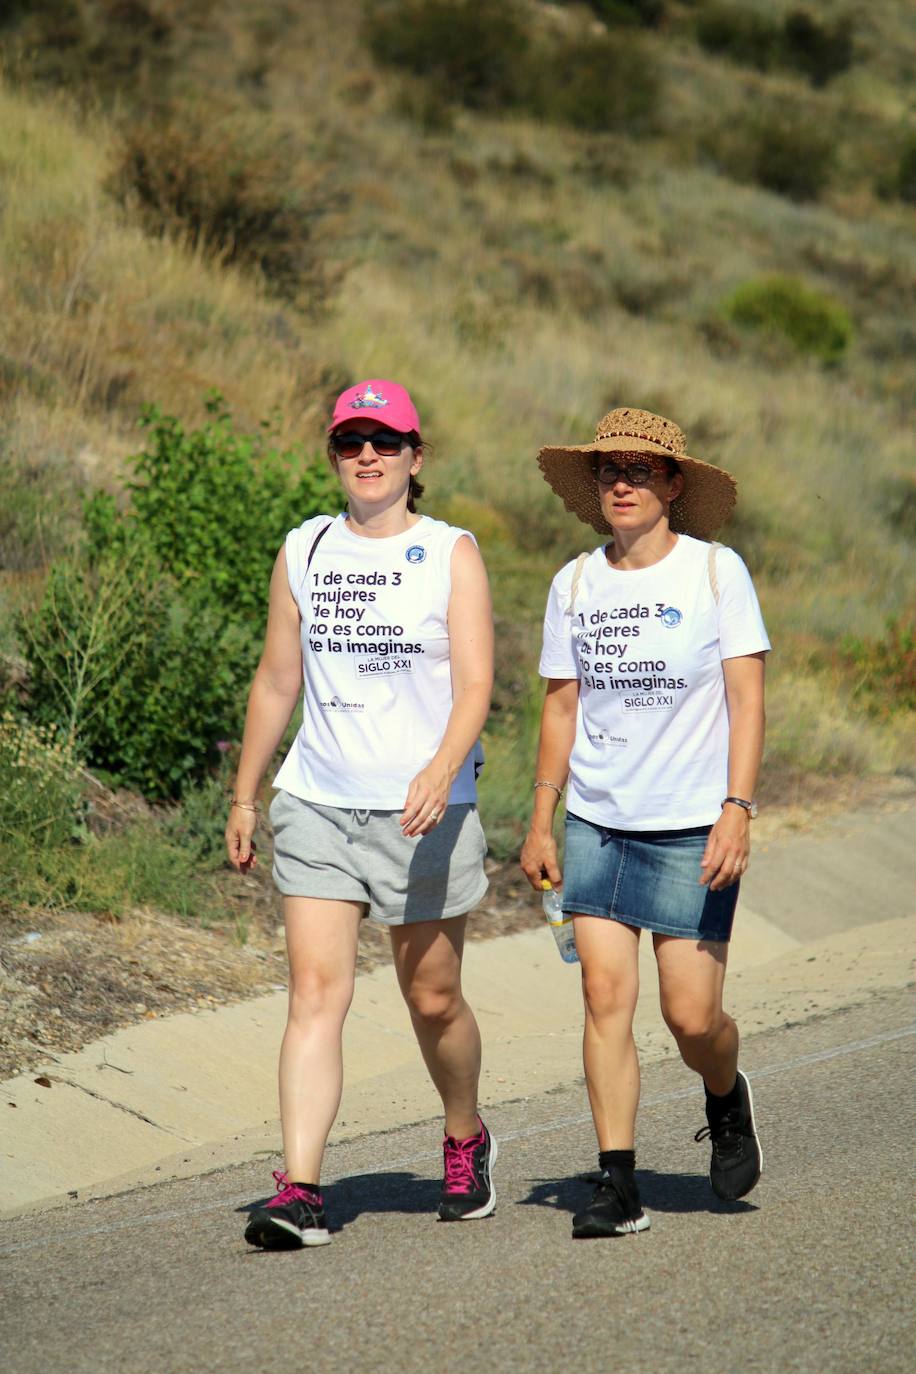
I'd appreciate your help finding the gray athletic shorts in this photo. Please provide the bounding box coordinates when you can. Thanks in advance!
[270,790,489,926]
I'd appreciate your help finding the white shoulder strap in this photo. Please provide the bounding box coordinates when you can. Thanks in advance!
[566,552,590,617]
[707,541,723,604]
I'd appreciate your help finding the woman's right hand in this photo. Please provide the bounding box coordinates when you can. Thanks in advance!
[520,828,562,893]
[225,805,258,874]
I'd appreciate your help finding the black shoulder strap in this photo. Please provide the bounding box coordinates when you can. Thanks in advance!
[305,519,333,578]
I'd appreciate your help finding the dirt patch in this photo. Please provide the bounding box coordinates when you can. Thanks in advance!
[2,773,911,1082]
[0,857,542,1081]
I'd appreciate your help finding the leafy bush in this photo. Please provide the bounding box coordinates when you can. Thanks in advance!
[880,473,916,542]
[696,5,854,85]
[369,0,662,134]
[782,9,853,87]
[11,818,221,919]
[707,107,833,200]
[891,136,916,205]
[696,4,780,70]
[556,0,665,27]
[722,275,852,363]
[21,400,339,797]
[87,397,340,618]
[163,768,233,869]
[110,116,332,301]
[0,714,83,850]
[372,0,529,112]
[746,110,833,200]
[537,34,659,135]
[841,619,915,720]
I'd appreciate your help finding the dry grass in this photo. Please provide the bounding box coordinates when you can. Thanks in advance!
[1,0,914,856]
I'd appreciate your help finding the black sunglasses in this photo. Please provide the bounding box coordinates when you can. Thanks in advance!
[594,460,667,487]
[331,430,407,459]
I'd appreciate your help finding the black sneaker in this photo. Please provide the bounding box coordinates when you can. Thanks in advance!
[572,1167,650,1238]
[438,1119,498,1221]
[244,1171,331,1249]
[695,1069,763,1201]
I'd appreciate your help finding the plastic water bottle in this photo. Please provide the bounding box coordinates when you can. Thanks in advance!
[541,881,579,964]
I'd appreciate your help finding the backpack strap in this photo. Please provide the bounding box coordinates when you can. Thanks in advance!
[566,552,590,617]
[707,541,723,604]
[305,518,333,577]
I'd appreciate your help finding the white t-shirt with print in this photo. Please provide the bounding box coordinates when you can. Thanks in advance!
[538,535,770,830]
[274,513,482,809]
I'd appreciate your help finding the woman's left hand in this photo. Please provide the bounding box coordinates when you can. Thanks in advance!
[699,807,750,891]
[401,761,452,837]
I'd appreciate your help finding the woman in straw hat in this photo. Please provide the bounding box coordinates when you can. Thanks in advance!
[521,407,769,1239]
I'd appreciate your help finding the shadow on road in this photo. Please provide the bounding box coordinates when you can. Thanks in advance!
[516,1170,756,1216]
[237,1170,439,1232]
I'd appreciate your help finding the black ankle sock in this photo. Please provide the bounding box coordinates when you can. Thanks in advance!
[599,1149,635,1173]
[291,1181,321,1194]
[705,1075,741,1118]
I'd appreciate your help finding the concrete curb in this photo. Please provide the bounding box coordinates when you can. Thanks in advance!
[2,901,912,1218]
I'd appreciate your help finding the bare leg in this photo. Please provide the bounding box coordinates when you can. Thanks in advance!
[574,917,641,1151]
[654,934,738,1093]
[279,896,363,1184]
[390,916,481,1140]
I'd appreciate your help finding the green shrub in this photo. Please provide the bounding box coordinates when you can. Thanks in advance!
[892,136,916,205]
[369,1,662,134]
[782,9,854,87]
[537,34,659,135]
[87,397,340,618]
[21,400,339,797]
[163,769,233,869]
[696,4,854,85]
[371,0,528,112]
[11,820,221,919]
[722,275,852,363]
[0,714,83,850]
[880,473,916,542]
[703,105,834,201]
[695,4,780,70]
[571,0,665,27]
[746,110,833,200]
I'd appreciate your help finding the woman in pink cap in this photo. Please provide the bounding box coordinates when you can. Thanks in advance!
[227,380,496,1248]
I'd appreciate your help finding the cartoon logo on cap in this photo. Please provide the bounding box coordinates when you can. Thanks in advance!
[405,545,426,564]
[656,606,683,628]
[350,385,389,410]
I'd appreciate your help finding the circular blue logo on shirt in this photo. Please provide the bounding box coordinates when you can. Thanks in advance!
[658,606,683,628]
[405,545,427,564]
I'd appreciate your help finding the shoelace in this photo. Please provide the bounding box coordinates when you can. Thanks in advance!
[695,1109,752,1160]
[443,1134,481,1195]
[266,1169,321,1209]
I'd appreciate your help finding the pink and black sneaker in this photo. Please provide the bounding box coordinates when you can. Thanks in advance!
[438,1118,498,1221]
[244,1171,331,1249]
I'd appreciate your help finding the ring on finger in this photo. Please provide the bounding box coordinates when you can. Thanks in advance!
[429,809,441,822]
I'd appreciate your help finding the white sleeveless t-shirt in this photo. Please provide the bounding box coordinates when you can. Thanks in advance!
[273,512,482,809]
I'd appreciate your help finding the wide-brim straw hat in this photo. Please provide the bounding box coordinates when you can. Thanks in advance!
[537,407,737,541]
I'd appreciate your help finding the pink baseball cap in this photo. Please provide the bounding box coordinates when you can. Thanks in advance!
[327,379,421,436]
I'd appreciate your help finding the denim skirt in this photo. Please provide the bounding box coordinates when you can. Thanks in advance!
[562,812,738,943]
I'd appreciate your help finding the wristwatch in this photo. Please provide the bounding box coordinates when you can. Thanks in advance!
[722,796,758,819]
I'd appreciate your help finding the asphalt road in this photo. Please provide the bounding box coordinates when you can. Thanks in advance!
[1,988,913,1374]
